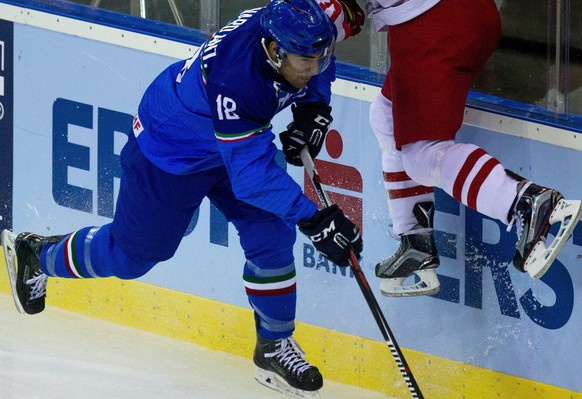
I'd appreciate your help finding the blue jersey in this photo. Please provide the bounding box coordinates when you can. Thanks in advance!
[134,7,335,227]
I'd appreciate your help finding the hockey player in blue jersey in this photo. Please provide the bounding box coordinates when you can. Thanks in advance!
[1,1,364,397]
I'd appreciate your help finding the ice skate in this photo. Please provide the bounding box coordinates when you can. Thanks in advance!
[1,230,61,314]
[507,178,582,279]
[375,202,440,297]
[253,334,323,399]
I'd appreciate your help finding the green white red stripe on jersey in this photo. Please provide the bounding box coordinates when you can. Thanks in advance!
[214,124,270,143]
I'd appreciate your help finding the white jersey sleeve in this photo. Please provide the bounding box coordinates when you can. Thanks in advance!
[315,0,353,41]
[365,0,441,30]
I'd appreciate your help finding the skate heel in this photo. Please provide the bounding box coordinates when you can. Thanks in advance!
[526,199,582,278]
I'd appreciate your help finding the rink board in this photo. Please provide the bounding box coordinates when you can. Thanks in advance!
[1,1,582,398]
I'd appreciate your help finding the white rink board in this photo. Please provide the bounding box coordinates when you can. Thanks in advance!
[1,1,582,395]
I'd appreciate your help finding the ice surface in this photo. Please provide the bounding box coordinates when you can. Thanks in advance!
[0,294,395,399]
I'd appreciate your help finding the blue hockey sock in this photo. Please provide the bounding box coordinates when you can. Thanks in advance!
[41,227,109,278]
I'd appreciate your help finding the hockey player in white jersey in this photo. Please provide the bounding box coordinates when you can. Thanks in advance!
[366,0,582,296]
[1,1,365,398]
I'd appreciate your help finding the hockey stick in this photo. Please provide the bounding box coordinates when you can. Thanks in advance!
[300,148,424,399]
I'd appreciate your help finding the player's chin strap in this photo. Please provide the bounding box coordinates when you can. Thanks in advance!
[261,37,283,73]
[300,148,425,399]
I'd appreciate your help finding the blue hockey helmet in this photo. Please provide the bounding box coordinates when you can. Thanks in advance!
[261,0,336,74]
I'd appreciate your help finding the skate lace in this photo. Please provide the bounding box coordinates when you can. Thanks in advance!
[266,337,311,376]
[26,272,48,300]
[506,181,533,240]
[506,210,525,240]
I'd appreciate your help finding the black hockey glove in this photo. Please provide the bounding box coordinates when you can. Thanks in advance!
[298,205,363,267]
[337,0,365,37]
[279,102,332,166]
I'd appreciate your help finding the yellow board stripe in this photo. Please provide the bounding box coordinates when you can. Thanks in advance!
[0,248,579,398]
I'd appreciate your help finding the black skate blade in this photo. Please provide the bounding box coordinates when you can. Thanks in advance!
[254,368,321,399]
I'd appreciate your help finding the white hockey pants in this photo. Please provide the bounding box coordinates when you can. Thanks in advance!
[370,93,518,235]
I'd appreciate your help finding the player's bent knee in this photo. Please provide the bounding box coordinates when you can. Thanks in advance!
[401,140,454,187]
[107,241,159,279]
[113,257,157,279]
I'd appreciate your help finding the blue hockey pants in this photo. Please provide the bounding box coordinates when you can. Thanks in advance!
[40,133,298,339]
